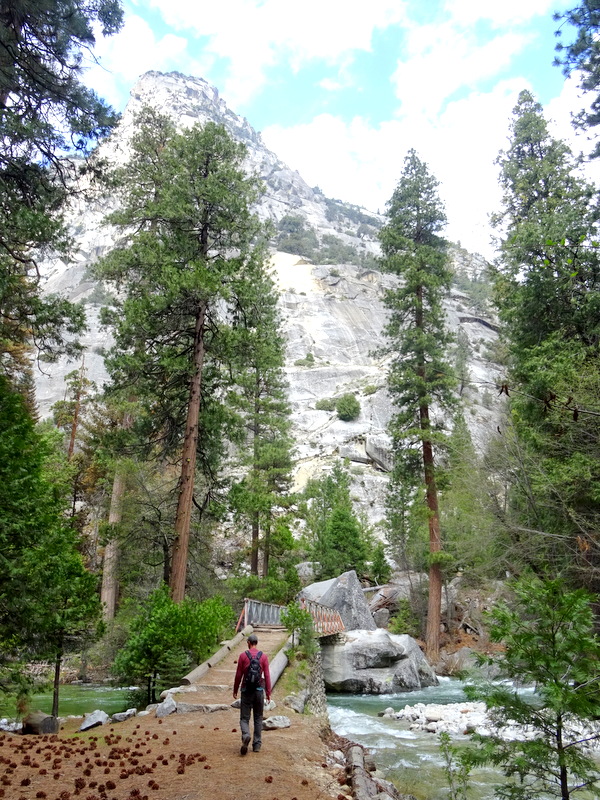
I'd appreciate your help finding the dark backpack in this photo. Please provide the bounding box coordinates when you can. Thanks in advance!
[244,650,263,690]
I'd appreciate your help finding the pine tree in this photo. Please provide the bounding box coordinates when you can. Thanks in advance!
[228,262,293,576]
[379,149,456,660]
[555,1,600,154]
[96,110,267,603]
[0,0,123,382]
[492,91,600,588]
[493,90,600,358]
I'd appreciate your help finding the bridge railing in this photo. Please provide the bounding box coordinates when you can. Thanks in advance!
[235,598,283,631]
[235,597,345,637]
[299,598,345,636]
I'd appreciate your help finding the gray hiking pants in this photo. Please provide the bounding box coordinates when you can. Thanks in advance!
[240,688,264,747]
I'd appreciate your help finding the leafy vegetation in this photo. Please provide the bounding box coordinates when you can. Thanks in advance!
[335,393,361,421]
[457,577,600,800]
[113,586,233,704]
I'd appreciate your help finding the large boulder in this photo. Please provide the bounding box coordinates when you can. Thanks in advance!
[301,570,376,631]
[321,629,438,693]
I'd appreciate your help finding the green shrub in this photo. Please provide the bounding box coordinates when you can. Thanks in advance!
[388,598,421,638]
[336,393,360,421]
[294,352,315,367]
[315,397,336,411]
[363,384,378,396]
[112,586,234,705]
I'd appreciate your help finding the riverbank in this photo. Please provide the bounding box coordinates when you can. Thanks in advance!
[0,688,353,800]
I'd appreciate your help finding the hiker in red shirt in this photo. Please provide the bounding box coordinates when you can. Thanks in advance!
[233,633,271,755]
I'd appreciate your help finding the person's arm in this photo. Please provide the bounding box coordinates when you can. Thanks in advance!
[261,654,272,701]
[233,652,247,698]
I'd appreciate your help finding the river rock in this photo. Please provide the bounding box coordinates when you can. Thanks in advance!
[283,689,309,713]
[176,702,230,714]
[112,708,136,723]
[263,715,291,729]
[321,629,437,693]
[79,710,109,731]
[22,711,59,735]
[301,570,376,631]
[156,694,177,718]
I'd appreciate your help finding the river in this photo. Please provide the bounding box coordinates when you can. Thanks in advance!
[328,678,502,800]
[0,685,132,721]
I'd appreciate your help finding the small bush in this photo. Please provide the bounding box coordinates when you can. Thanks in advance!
[294,352,315,367]
[363,384,378,396]
[315,397,336,412]
[336,393,360,421]
[388,598,421,638]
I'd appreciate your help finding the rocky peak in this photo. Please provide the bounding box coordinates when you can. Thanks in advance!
[34,70,504,530]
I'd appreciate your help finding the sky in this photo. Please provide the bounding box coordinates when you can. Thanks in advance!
[83,0,597,258]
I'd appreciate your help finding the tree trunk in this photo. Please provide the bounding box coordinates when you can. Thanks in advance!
[100,470,126,621]
[170,303,206,603]
[422,426,442,661]
[262,516,271,578]
[250,510,260,575]
[415,285,443,662]
[67,359,85,461]
[52,650,62,718]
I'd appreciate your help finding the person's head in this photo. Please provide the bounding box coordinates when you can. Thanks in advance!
[247,633,258,647]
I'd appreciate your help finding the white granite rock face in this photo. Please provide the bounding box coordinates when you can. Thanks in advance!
[34,70,504,541]
[321,629,438,694]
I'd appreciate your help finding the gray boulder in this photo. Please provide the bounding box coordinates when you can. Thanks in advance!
[263,715,291,730]
[112,708,137,723]
[176,702,230,714]
[156,694,177,718]
[373,608,390,628]
[301,570,376,631]
[283,689,309,714]
[79,710,110,731]
[321,629,437,694]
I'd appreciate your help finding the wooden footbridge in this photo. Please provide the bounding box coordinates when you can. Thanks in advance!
[235,597,345,637]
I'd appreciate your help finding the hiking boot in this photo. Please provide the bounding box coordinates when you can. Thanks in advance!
[240,734,250,756]
[252,743,261,752]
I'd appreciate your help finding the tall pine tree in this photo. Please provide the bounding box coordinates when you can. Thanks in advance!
[492,91,600,588]
[0,0,123,384]
[379,150,455,659]
[96,110,268,602]
[228,262,294,577]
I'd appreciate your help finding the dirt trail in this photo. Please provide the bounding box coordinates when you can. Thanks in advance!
[1,629,350,800]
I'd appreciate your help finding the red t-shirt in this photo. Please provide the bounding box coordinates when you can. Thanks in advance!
[233,647,272,698]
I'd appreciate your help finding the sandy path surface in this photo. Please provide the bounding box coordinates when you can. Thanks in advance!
[1,629,350,800]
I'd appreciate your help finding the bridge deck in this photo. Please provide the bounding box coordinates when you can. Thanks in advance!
[179,627,288,702]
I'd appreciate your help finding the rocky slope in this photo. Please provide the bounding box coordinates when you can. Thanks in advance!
[35,71,503,529]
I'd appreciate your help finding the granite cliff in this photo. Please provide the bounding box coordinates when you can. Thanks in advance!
[35,71,503,529]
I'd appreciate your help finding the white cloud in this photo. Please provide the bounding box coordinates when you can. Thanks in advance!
[262,79,536,258]
[392,18,530,116]
[84,15,190,108]
[444,0,570,27]
[144,0,408,105]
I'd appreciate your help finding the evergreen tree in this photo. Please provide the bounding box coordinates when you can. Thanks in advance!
[0,0,123,382]
[493,90,600,357]
[378,149,456,659]
[96,110,267,603]
[555,1,600,154]
[301,461,371,579]
[463,577,600,800]
[315,506,369,579]
[0,377,101,711]
[228,261,293,577]
[492,92,600,588]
